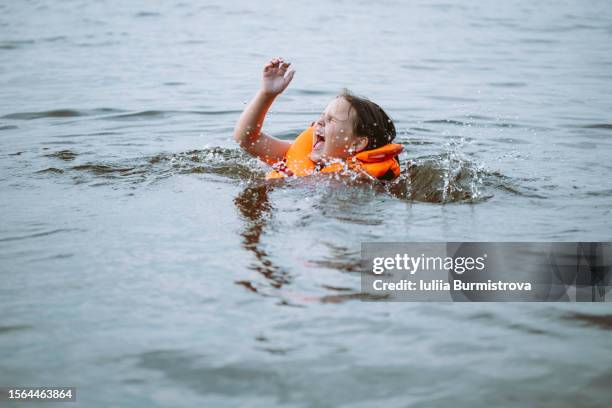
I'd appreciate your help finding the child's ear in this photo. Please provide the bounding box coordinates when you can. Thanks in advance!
[353,136,369,153]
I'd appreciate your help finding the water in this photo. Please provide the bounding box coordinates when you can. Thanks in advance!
[1,0,612,406]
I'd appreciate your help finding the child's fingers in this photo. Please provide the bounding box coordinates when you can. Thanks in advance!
[285,69,296,83]
[265,58,281,71]
[264,57,289,74]
[279,61,291,72]
[274,57,287,66]
[266,58,277,70]
[279,69,295,92]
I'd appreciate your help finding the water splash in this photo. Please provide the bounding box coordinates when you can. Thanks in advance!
[38,147,265,186]
[35,143,522,203]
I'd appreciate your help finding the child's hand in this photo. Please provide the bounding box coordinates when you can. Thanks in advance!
[261,57,295,96]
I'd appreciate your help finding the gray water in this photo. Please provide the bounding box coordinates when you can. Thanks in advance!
[1,0,612,407]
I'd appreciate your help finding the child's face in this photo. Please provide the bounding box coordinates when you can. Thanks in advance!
[309,97,367,163]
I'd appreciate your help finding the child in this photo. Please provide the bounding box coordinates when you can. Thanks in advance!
[234,57,403,180]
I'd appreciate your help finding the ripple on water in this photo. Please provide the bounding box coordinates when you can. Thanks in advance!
[95,109,243,121]
[36,167,64,174]
[28,141,518,203]
[34,147,265,185]
[0,228,79,243]
[1,108,123,120]
[582,123,612,130]
[424,118,526,129]
[45,150,78,161]
[134,11,160,17]
[71,164,135,174]
[0,325,32,335]
[488,81,527,88]
[563,313,612,330]
[293,88,330,96]
[0,39,35,50]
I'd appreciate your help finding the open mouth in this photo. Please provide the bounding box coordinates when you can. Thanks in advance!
[313,132,325,150]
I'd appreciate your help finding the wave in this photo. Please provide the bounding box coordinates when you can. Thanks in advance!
[582,124,612,130]
[1,108,242,121]
[37,147,265,185]
[1,108,122,120]
[35,142,533,203]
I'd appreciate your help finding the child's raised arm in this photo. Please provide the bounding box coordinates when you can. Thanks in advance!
[233,57,296,165]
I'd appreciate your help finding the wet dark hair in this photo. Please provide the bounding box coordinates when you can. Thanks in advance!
[339,89,396,150]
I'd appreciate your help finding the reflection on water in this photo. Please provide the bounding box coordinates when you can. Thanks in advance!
[234,183,292,290]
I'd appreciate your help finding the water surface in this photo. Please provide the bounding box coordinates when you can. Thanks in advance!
[1,0,612,406]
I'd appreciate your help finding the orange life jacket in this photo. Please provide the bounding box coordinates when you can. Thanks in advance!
[266,127,403,180]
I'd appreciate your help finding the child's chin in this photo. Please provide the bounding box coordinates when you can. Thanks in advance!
[309,151,323,163]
